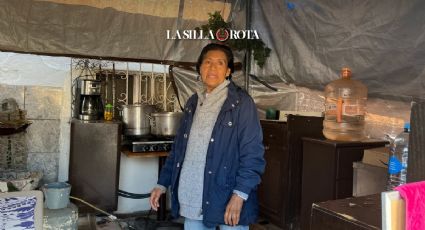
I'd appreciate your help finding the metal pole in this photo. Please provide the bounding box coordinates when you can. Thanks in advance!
[245,0,252,93]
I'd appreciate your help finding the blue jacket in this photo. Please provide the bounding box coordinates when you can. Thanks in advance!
[157,81,265,227]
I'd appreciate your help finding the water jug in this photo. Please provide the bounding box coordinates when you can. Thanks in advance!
[323,67,367,141]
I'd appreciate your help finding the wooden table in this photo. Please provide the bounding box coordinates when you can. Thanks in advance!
[121,147,170,221]
[310,194,381,230]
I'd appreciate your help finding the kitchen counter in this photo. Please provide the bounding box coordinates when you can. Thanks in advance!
[121,147,169,158]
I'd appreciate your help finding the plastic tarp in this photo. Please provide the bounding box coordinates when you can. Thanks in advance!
[251,0,425,100]
[0,0,243,63]
[0,0,418,138]
[1,0,424,100]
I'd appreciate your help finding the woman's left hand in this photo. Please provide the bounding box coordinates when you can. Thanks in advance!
[224,194,244,226]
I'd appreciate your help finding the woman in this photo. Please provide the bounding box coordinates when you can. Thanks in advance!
[150,43,265,229]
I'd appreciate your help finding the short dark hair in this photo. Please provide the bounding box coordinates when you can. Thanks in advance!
[196,43,235,80]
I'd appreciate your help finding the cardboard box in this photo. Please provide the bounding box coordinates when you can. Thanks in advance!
[353,161,387,197]
[362,147,389,168]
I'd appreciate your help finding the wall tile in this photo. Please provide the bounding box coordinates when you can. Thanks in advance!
[0,84,25,110]
[26,120,60,153]
[0,132,28,170]
[24,86,63,119]
[27,152,58,184]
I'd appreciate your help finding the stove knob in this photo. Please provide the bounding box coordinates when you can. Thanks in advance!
[152,145,159,151]
[143,145,150,151]
[164,144,171,151]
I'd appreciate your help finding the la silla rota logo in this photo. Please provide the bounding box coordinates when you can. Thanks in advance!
[215,28,229,41]
[166,28,259,41]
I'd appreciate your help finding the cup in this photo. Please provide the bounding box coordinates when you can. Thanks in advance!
[42,182,71,209]
[266,108,278,120]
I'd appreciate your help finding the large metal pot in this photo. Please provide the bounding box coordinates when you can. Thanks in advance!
[121,104,155,136]
[149,112,183,137]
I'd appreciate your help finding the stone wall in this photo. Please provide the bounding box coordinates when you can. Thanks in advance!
[0,84,63,183]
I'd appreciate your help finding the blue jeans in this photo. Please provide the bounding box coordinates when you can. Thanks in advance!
[184,218,249,230]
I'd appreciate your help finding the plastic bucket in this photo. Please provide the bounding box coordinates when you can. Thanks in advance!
[42,182,71,209]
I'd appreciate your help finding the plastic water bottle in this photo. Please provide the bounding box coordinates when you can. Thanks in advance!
[386,122,410,190]
[323,67,368,141]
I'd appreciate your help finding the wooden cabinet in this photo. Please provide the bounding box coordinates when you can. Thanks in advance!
[258,115,324,229]
[69,120,122,212]
[300,138,387,230]
[258,120,287,227]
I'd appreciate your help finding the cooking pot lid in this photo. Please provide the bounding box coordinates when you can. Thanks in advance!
[121,103,154,107]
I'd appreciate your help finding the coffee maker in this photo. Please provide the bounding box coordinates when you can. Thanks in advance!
[74,79,103,121]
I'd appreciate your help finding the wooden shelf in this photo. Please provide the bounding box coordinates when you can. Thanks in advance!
[0,122,31,136]
[121,147,169,158]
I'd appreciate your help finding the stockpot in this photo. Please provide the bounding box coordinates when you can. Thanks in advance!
[149,112,183,137]
[121,104,155,136]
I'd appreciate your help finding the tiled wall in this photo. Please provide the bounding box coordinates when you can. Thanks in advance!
[0,84,63,183]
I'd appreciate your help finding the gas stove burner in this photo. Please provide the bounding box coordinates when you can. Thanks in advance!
[123,135,174,152]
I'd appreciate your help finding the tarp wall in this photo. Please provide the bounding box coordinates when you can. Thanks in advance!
[0,0,244,63]
[251,0,425,100]
[1,0,424,101]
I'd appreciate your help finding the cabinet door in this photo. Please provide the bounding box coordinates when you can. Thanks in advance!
[258,121,288,228]
[335,148,363,198]
[69,121,121,212]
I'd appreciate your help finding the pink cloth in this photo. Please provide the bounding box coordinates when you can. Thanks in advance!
[395,181,425,230]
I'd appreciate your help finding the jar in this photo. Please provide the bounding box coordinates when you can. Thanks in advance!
[104,104,113,121]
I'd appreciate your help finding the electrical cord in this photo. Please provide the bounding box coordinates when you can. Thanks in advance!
[69,196,117,221]
[117,189,150,199]
[249,74,278,91]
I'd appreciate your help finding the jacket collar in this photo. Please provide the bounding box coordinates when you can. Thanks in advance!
[222,81,241,110]
[186,81,242,112]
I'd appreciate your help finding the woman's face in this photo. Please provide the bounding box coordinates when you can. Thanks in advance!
[200,50,231,93]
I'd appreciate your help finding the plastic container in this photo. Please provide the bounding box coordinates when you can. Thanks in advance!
[323,67,368,141]
[104,104,113,121]
[386,123,410,190]
[265,108,278,120]
[42,182,71,209]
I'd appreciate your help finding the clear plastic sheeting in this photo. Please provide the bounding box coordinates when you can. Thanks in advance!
[365,98,411,141]
[171,67,203,109]
[173,65,411,140]
[250,82,298,117]
[0,52,69,87]
[172,66,297,119]
[289,85,411,140]
[251,0,425,100]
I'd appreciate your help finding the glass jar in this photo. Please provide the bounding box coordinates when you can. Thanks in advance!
[104,104,113,121]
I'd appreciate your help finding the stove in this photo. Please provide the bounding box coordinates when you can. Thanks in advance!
[123,135,174,152]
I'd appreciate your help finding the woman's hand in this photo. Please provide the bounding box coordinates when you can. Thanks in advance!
[224,194,244,226]
[149,187,164,211]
